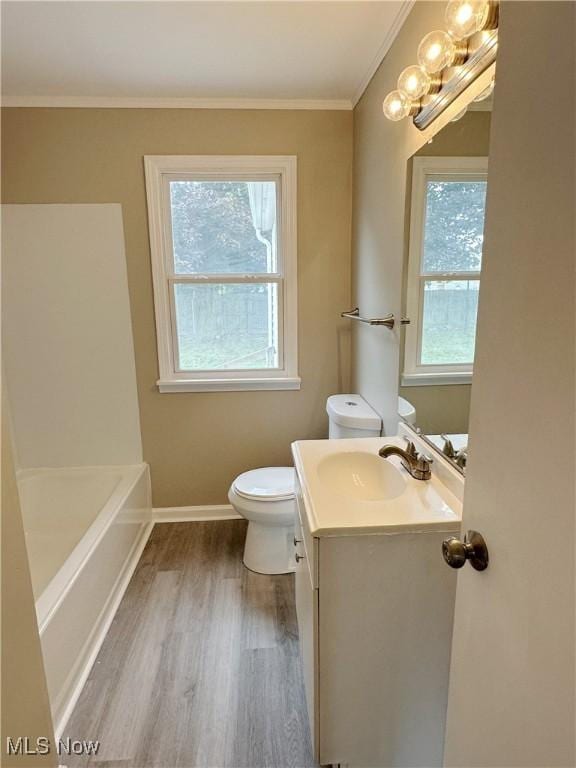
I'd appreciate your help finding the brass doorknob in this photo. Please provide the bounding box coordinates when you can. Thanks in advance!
[442,530,489,571]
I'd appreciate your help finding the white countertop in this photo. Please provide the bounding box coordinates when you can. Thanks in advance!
[292,436,462,537]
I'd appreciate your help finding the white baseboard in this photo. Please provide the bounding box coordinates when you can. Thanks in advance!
[53,520,154,739]
[153,504,242,523]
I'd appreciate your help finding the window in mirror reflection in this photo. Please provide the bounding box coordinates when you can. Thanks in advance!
[421,279,480,364]
[404,157,488,385]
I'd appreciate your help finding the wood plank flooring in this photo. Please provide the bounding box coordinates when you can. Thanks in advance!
[64,521,316,768]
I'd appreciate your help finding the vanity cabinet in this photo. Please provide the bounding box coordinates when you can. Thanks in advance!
[293,468,459,768]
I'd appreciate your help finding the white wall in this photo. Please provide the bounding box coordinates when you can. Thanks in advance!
[2,204,142,467]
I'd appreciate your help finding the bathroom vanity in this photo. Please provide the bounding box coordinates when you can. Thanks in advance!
[291,436,462,768]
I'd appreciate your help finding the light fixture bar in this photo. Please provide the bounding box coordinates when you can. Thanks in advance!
[382,0,499,129]
[414,29,498,129]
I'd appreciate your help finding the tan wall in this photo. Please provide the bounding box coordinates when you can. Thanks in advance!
[1,395,56,766]
[1,108,353,506]
[399,111,491,435]
[351,1,447,435]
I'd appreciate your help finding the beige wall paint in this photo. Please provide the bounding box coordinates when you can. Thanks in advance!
[1,396,56,766]
[351,1,448,435]
[1,108,352,506]
[400,112,491,435]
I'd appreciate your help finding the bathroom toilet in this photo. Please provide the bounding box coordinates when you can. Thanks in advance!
[228,394,383,574]
[228,466,297,574]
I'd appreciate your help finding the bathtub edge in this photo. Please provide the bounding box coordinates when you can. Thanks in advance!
[53,517,154,740]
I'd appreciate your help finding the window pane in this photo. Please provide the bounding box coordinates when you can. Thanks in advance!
[169,180,277,274]
[422,180,487,273]
[420,280,479,365]
[174,283,279,371]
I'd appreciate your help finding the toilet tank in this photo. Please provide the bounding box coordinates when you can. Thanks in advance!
[326,394,382,439]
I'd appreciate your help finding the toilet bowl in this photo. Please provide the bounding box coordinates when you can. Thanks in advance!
[228,467,296,575]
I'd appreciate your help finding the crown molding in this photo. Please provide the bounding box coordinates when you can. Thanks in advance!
[352,0,415,107]
[1,95,353,111]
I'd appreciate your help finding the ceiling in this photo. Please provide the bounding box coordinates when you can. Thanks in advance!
[1,1,413,109]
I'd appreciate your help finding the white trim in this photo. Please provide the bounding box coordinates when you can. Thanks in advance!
[352,0,416,107]
[401,372,473,387]
[145,155,298,392]
[1,95,352,111]
[53,520,154,740]
[404,156,488,383]
[153,505,241,523]
[157,376,301,393]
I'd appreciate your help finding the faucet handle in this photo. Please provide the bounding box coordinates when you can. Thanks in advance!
[414,452,433,480]
[403,438,418,458]
[440,434,456,459]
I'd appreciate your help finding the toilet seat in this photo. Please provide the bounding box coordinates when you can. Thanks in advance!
[233,467,295,502]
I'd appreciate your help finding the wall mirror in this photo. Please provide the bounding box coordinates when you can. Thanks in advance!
[400,83,493,473]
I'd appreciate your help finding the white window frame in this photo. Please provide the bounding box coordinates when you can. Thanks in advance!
[144,155,299,392]
[403,156,488,387]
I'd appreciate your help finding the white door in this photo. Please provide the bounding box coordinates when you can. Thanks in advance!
[443,4,575,766]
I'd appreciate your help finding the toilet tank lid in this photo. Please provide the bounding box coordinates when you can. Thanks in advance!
[326,394,382,430]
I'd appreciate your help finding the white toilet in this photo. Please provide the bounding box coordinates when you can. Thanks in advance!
[228,394,382,574]
[228,467,296,575]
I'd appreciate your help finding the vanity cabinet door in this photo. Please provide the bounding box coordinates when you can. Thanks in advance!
[294,511,319,760]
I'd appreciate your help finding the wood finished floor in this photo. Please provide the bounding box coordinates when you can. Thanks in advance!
[64,521,316,768]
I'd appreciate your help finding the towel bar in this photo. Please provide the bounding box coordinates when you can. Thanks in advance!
[341,308,410,329]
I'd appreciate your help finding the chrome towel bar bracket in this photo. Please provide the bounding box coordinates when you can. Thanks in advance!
[341,308,410,330]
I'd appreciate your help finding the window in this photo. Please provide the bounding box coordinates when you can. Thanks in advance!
[144,155,299,392]
[403,156,488,386]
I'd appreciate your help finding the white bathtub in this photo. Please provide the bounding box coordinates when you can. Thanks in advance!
[18,463,153,736]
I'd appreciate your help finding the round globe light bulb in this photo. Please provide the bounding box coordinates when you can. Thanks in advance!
[445,0,491,40]
[417,30,457,74]
[382,90,413,121]
[397,65,431,100]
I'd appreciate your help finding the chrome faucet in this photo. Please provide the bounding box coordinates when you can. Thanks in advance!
[378,439,433,481]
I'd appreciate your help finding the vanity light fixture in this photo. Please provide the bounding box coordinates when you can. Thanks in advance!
[417,30,467,74]
[383,0,498,130]
[397,65,440,100]
[445,0,495,40]
[382,89,418,121]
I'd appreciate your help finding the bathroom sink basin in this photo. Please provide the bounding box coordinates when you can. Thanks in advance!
[292,436,462,536]
[317,451,405,501]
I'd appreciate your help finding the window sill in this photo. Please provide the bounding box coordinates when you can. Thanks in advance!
[401,372,472,387]
[157,377,302,393]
